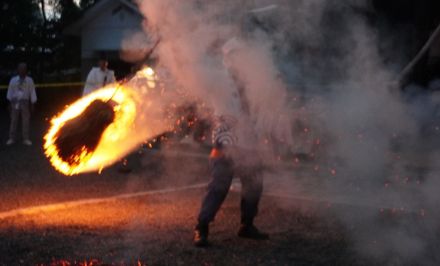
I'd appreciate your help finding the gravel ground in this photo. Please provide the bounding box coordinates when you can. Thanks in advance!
[0,106,368,265]
[0,189,373,266]
[1,97,439,265]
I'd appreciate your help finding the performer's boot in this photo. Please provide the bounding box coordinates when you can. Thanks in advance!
[237,223,269,240]
[193,223,210,247]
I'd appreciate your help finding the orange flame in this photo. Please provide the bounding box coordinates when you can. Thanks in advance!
[44,67,157,176]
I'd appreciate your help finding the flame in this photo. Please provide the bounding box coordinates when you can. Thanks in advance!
[44,67,157,176]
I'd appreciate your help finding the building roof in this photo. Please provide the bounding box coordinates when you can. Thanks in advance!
[65,0,143,35]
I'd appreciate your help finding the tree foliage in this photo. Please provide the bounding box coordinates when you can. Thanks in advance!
[0,0,42,82]
[0,0,93,84]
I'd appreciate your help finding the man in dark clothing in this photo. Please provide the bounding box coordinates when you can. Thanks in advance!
[193,37,269,247]
[194,144,268,247]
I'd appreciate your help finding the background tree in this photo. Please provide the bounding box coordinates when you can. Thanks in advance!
[0,0,87,108]
[49,0,82,82]
[0,0,42,84]
[0,0,90,84]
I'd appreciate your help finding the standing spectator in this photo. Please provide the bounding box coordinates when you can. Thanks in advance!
[6,63,37,146]
[82,57,116,96]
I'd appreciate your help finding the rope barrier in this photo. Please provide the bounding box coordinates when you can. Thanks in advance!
[0,82,84,90]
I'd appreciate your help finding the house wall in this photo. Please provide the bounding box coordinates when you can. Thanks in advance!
[81,2,145,57]
[80,1,147,79]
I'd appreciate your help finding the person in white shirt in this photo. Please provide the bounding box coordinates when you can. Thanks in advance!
[6,63,37,146]
[82,58,116,96]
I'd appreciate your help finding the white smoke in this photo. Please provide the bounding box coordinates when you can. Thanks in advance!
[128,0,440,264]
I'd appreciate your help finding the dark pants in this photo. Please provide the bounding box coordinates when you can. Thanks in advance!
[197,154,263,226]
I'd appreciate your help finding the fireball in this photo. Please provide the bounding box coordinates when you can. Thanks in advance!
[44,67,157,176]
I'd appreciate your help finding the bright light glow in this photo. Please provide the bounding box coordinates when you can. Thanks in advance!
[44,66,157,176]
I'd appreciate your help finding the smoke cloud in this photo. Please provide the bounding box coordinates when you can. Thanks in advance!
[120,0,440,264]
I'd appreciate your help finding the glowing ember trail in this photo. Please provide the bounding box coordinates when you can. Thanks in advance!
[44,67,157,176]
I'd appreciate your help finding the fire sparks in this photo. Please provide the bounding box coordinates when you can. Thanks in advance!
[44,67,157,176]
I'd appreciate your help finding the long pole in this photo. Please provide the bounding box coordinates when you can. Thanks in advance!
[396,22,440,88]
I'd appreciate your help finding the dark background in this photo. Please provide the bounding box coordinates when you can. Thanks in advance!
[1,0,440,114]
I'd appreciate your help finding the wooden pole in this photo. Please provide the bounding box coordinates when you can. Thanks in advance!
[396,22,440,88]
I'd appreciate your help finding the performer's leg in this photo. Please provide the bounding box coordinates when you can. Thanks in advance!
[238,169,268,240]
[240,170,263,226]
[197,156,234,225]
[194,154,234,247]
